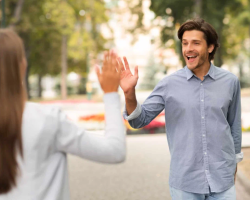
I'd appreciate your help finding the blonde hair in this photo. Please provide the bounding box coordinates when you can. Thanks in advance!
[0,29,26,194]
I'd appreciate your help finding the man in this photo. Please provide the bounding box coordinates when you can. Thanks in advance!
[118,18,243,199]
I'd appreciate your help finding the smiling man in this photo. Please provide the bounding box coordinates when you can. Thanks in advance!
[119,18,243,200]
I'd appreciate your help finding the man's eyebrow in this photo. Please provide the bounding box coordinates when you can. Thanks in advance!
[182,39,202,42]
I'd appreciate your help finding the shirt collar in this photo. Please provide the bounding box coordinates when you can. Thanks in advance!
[185,63,216,80]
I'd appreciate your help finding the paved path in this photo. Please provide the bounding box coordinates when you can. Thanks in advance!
[68,134,250,200]
[68,134,171,200]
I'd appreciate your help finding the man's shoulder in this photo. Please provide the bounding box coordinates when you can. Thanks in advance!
[214,66,239,81]
[156,67,186,87]
[163,67,186,79]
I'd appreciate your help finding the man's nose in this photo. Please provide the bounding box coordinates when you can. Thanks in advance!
[186,44,194,51]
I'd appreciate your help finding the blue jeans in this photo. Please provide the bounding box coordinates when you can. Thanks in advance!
[170,185,236,200]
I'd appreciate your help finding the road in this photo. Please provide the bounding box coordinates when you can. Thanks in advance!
[68,134,171,200]
[68,134,250,200]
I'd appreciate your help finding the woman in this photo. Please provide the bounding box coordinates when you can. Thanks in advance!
[0,29,125,200]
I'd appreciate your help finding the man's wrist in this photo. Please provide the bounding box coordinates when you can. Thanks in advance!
[124,88,136,99]
[124,88,137,115]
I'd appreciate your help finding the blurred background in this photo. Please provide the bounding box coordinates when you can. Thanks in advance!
[1,0,250,199]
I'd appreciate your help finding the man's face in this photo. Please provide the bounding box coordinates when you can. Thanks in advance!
[182,30,214,71]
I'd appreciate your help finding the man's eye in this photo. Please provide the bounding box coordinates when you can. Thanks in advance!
[182,43,187,45]
[195,43,200,45]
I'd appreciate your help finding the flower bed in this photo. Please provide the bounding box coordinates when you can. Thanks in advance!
[78,112,166,134]
[78,112,249,134]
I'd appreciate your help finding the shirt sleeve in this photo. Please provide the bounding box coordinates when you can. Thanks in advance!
[55,92,126,164]
[227,78,243,161]
[123,79,166,129]
[123,101,142,121]
[236,152,243,163]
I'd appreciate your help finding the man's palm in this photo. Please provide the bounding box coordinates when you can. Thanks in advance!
[120,68,138,93]
[118,57,138,93]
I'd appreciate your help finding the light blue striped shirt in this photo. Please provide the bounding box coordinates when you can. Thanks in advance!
[124,64,243,194]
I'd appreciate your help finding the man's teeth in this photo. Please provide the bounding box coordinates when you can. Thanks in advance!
[187,56,196,60]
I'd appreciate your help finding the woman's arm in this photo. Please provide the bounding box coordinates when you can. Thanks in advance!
[55,51,126,163]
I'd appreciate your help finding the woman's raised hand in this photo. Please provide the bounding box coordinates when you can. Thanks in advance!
[96,51,121,93]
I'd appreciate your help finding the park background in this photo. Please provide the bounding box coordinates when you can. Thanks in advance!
[1,0,250,199]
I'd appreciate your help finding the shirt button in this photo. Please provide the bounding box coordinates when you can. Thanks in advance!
[201,83,203,85]
[203,134,205,137]
[204,152,207,155]
[201,99,204,102]
[202,116,204,119]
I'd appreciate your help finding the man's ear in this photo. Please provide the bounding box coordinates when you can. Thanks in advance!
[208,44,214,53]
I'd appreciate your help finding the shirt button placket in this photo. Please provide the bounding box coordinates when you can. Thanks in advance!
[200,81,209,188]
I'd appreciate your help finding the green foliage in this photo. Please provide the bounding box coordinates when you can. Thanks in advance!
[3,0,109,97]
[43,0,75,35]
[147,0,250,67]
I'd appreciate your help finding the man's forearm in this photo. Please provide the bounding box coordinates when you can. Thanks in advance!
[124,88,137,115]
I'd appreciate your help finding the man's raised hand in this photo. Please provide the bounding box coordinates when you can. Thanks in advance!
[117,57,139,94]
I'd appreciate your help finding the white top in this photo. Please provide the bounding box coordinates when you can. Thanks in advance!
[0,93,125,200]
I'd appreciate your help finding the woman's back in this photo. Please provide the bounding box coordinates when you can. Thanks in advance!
[1,92,125,200]
[11,102,70,200]
[1,102,70,199]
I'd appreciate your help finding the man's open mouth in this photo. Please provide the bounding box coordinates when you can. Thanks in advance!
[187,56,197,60]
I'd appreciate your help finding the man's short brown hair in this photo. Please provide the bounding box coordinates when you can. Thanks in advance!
[178,18,220,61]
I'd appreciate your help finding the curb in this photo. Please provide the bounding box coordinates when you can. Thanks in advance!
[237,170,250,195]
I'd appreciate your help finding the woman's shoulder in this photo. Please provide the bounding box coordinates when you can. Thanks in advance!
[24,102,61,118]
[23,102,63,132]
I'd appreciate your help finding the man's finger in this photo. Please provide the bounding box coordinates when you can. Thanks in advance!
[116,58,122,73]
[117,57,125,71]
[123,57,131,71]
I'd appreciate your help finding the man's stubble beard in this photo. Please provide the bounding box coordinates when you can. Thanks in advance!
[185,51,209,71]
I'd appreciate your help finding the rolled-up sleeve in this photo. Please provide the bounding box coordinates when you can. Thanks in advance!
[123,79,166,129]
[227,78,243,162]
[123,101,142,121]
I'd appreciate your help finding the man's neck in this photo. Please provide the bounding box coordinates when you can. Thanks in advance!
[192,61,211,81]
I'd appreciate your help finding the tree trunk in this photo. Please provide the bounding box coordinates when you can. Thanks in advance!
[38,74,42,98]
[9,0,25,29]
[61,35,68,100]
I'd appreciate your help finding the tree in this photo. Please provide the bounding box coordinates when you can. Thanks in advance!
[43,0,75,99]
[126,0,248,68]
[67,0,109,94]
[3,0,110,98]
